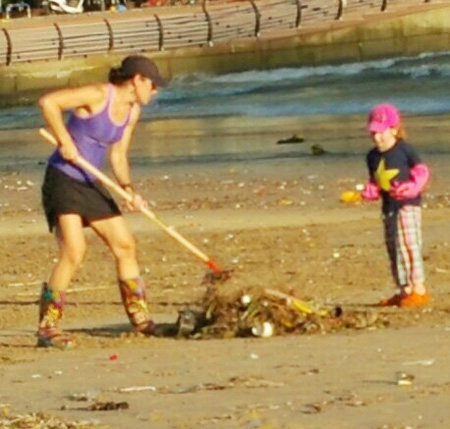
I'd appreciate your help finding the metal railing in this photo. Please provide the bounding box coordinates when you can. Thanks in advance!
[0,0,437,66]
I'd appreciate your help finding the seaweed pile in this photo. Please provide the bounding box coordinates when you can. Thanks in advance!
[0,407,106,429]
[175,287,389,339]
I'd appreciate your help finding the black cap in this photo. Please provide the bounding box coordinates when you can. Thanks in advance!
[120,55,167,87]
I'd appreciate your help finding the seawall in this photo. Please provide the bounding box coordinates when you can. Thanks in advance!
[1,1,450,105]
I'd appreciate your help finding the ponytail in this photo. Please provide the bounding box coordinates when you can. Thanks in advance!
[109,66,130,85]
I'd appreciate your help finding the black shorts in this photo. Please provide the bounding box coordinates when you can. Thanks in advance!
[42,165,121,232]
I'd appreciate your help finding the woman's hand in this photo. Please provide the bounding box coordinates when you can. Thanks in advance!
[58,140,79,162]
[122,186,147,212]
[127,192,147,212]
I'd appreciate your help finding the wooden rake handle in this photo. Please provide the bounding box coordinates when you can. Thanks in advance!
[39,128,222,273]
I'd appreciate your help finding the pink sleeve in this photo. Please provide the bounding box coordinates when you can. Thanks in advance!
[361,181,380,201]
[410,163,430,192]
[390,163,430,200]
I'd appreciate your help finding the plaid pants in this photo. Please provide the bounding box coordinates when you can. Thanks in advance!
[383,205,425,287]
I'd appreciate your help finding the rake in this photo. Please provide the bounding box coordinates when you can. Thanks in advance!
[39,127,225,275]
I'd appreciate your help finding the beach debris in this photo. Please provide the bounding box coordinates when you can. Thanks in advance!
[276,134,305,144]
[0,403,10,417]
[173,287,387,339]
[87,401,129,411]
[116,386,157,393]
[161,376,283,395]
[176,309,202,337]
[251,321,274,338]
[402,359,435,366]
[69,392,99,402]
[241,294,252,305]
[277,197,294,206]
[340,190,362,204]
[395,372,415,386]
[202,268,234,286]
[0,408,106,428]
[311,144,327,156]
[7,280,41,287]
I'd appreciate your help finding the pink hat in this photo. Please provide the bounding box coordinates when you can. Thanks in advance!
[367,103,401,133]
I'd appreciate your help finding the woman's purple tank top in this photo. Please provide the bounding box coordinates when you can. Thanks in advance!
[48,84,132,183]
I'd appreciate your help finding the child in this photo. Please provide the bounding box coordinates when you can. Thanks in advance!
[361,103,430,307]
[38,55,166,349]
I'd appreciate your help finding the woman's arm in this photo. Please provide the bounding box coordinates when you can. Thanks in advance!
[109,104,141,187]
[109,104,145,210]
[38,84,106,161]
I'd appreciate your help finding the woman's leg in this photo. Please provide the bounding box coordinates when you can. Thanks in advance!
[90,215,138,280]
[49,214,87,290]
[90,216,154,333]
[38,214,85,349]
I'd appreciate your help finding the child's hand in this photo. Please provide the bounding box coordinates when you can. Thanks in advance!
[390,181,419,200]
[390,163,430,200]
[361,182,380,201]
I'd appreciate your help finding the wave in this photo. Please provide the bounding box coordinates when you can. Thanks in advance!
[1,51,450,130]
[160,51,450,102]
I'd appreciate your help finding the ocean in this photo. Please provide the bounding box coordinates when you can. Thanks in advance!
[0,51,449,170]
[1,51,450,130]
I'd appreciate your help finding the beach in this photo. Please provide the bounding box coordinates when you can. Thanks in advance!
[0,114,449,428]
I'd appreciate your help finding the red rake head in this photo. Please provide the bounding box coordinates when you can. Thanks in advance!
[207,260,222,273]
[203,260,233,285]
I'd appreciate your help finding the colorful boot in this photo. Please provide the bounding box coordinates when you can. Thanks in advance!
[37,283,75,350]
[119,277,155,335]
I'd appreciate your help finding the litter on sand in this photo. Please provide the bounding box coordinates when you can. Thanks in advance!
[174,287,388,339]
[0,407,106,428]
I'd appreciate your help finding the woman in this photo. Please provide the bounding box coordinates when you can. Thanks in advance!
[38,55,166,349]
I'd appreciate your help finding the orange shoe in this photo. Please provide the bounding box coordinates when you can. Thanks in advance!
[399,292,430,307]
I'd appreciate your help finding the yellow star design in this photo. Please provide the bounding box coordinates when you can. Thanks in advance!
[375,159,399,191]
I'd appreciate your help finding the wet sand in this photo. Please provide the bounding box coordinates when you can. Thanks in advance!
[0,114,449,428]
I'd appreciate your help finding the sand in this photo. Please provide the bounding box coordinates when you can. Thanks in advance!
[0,114,449,428]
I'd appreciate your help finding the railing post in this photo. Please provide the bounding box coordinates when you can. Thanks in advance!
[104,19,114,52]
[336,0,346,20]
[248,0,261,38]
[154,14,164,51]
[2,28,11,66]
[294,0,302,28]
[53,23,64,60]
[202,0,213,47]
